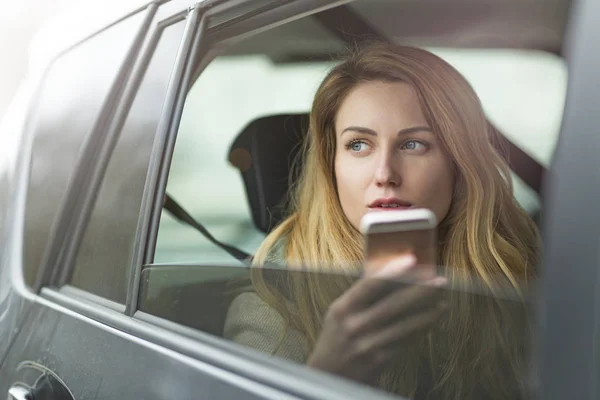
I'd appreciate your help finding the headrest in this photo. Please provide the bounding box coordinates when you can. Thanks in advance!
[229,114,309,233]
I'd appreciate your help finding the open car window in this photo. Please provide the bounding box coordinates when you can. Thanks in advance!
[155,15,566,264]
[142,0,569,398]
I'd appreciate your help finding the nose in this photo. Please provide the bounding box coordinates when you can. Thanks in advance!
[374,151,401,187]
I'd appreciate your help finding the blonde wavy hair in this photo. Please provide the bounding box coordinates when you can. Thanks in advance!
[250,42,540,399]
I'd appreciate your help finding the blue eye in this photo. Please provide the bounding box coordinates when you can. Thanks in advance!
[347,140,369,152]
[402,140,426,151]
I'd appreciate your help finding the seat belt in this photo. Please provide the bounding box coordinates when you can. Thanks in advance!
[489,122,546,195]
[163,193,252,263]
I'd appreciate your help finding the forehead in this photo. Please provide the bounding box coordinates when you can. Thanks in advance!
[335,81,428,132]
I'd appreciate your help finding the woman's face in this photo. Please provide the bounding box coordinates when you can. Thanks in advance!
[334,81,455,230]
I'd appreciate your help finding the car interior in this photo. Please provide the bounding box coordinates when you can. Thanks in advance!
[139,0,568,341]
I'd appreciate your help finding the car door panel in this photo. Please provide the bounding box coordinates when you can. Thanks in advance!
[7,0,599,399]
[0,301,301,400]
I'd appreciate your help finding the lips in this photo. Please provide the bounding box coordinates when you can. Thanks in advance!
[368,198,413,209]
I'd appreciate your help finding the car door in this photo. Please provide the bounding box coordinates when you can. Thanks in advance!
[1,0,597,399]
[0,1,404,399]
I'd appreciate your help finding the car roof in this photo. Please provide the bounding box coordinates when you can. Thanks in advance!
[30,0,571,73]
[222,0,571,62]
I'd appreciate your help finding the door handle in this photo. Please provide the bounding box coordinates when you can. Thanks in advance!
[7,385,31,400]
[8,372,74,400]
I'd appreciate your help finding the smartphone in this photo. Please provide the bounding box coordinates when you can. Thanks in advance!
[360,208,438,278]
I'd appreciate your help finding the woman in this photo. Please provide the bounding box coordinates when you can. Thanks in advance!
[224,42,539,400]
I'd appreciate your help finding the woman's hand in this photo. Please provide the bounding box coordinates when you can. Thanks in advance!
[306,254,448,383]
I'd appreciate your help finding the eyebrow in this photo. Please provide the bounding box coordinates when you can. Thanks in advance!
[340,126,432,136]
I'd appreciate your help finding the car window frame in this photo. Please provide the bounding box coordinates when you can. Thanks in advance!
[137,1,600,398]
[31,1,201,309]
[122,4,206,313]
[150,7,569,269]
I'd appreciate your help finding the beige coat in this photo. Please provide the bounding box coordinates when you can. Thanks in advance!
[222,237,309,363]
[223,291,308,363]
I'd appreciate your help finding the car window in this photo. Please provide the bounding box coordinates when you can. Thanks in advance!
[154,22,565,265]
[154,56,336,263]
[68,18,188,303]
[22,10,146,288]
[125,0,567,398]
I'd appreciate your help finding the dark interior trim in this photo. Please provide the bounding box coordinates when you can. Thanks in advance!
[489,123,546,195]
[127,6,204,316]
[312,3,386,44]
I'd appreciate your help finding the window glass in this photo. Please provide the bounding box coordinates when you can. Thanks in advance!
[144,0,564,398]
[22,11,145,287]
[69,19,187,303]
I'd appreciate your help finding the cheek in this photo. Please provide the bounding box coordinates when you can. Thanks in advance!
[334,154,370,226]
[424,158,455,221]
[404,155,454,222]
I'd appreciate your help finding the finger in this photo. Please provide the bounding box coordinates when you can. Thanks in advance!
[358,277,447,331]
[337,255,418,312]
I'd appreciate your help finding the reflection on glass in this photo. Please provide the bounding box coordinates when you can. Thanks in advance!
[241,266,532,400]
[139,263,533,399]
[71,19,187,303]
[23,11,144,287]
[150,1,564,397]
